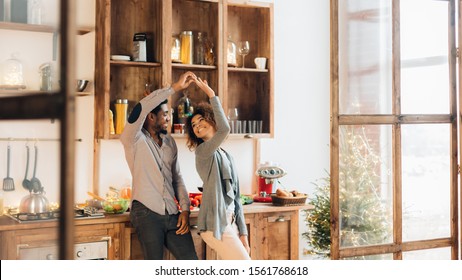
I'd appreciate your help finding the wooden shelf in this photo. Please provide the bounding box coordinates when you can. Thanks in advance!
[0,92,64,120]
[0,21,93,35]
[172,63,217,71]
[0,21,56,33]
[228,67,268,73]
[110,60,162,68]
[95,0,273,139]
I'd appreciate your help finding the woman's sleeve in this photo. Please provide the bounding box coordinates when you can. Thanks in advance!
[195,96,230,158]
[234,183,248,236]
[120,87,174,145]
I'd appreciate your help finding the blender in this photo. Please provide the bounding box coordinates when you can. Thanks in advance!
[254,163,286,202]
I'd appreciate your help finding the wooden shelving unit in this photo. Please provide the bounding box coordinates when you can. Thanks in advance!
[95,0,273,140]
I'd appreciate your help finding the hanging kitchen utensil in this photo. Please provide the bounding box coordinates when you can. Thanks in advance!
[3,143,15,191]
[30,144,42,193]
[22,144,32,192]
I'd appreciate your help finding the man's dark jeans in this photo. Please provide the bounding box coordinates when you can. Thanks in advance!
[130,200,198,260]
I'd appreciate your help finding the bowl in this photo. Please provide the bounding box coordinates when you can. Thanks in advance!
[102,198,129,214]
[86,198,103,209]
[76,79,89,92]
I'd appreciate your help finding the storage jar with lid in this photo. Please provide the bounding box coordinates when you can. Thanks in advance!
[1,53,26,89]
[115,99,129,134]
[180,31,193,64]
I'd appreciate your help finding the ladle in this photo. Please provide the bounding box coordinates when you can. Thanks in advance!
[22,145,31,192]
[30,145,42,193]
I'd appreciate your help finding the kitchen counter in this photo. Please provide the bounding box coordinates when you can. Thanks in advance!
[0,203,313,260]
[0,203,313,232]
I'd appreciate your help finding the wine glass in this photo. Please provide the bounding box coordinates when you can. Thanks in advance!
[238,41,250,68]
[227,108,239,133]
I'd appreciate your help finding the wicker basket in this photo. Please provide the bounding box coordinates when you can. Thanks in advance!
[271,194,308,206]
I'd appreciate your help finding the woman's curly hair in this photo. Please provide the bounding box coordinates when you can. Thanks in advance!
[185,102,217,151]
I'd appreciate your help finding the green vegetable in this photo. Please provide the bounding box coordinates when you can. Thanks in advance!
[240,195,253,205]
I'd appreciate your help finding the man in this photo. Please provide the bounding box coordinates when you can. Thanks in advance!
[120,71,198,260]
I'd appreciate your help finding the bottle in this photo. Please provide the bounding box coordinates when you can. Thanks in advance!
[109,109,115,134]
[227,35,237,67]
[171,35,181,62]
[114,99,128,134]
[204,36,215,66]
[180,31,193,64]
[177,91,193,120]
[195,31,206,65]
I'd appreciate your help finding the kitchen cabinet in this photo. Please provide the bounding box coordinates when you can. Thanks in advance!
[124,217,207,260]
[124,204,310,260]
[0,215,129,260]
[95,0,273,140]
[0,204,311,260]
[255,211,299,260]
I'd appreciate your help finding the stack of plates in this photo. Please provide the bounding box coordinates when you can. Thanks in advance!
[111,55,130,61]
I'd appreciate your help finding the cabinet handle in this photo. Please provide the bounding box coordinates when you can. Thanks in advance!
[275,216,285,222]
[16,243,29,256]
[190,225,198,229]
[100,236,112,247]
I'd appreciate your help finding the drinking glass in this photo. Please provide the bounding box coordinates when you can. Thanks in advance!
[238,41,250,68]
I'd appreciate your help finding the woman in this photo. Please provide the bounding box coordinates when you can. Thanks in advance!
[185,77,251,260]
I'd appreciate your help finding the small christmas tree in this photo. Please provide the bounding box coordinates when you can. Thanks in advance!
[302,175,331,258]
[303,126,391,259]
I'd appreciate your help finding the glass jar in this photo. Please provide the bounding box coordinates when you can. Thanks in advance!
[28,0,43,24]
[2,53,25,88]
[180,31,193,64]
[171,35,181,63]
[227,35,237,67]
[39,63,52,91]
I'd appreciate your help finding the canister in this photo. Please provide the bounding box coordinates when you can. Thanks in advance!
[180,31,193,64]
[133,33,147,62]
[114,99,128,134]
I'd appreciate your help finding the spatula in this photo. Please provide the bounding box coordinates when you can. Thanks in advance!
[3,144,15,191]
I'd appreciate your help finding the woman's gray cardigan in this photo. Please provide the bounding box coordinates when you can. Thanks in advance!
[195,96,248,240]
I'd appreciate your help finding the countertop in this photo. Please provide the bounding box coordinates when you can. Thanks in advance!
[0,203,313,232]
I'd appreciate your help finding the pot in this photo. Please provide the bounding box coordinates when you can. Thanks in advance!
[19,192,50,213]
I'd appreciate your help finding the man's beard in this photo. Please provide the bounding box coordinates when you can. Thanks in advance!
[159,128,168,135]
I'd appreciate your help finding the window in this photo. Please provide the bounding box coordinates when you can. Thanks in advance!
[331,0,458,259]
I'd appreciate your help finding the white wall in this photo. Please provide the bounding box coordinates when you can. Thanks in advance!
[268,0,330,259]
[0,0,330,260]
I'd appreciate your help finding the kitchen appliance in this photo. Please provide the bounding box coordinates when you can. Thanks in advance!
[7,206,104,223]
[18,241,108,260]
[254,163,287,202]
